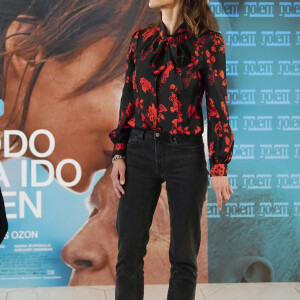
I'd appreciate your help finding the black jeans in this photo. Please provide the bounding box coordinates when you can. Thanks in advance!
[115,127,209,300]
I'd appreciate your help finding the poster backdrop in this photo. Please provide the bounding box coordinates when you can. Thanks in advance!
[0,0,299,288]
[206,0,300,282]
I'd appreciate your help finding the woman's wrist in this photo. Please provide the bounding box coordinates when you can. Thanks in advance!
[112,154,126,164]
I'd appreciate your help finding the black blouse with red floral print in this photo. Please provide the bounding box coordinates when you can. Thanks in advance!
[109,19,234,177]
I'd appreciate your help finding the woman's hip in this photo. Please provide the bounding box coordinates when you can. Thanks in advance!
[125,127,209,177]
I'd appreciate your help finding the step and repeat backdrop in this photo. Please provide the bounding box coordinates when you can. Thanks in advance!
[0,0,299,288]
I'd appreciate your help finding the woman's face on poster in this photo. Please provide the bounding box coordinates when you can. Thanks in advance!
[3,9,209,286]
[4,16,120,192]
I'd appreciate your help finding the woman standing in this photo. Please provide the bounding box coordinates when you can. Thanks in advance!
[109,0,235,299]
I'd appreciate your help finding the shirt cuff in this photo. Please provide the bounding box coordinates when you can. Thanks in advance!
[210,163,227,177]
[112,143,127,157]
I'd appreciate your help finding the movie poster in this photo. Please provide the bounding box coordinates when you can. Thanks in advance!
[0,0,299,288]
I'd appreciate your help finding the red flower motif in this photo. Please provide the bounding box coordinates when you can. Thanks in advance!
[183,127,190,134]
[132,70,138,92]
[177,125,184,134]
[128,117,135,127]
[224,136,231,153]
[136,97,144,111]
[188,104,200,119]
[170,93,179,113]
[207,97,220,121]
[194,126,201,134]
[182,77,191,89]
[178,110,183,123]
[158,104,167,122]
[209,142,215,159]
[223,123,229,133]
[207,73,215,85]
[115,143,126,151]
[220,69,225,79]
[222,78,227,87]
[147,103,157,129]
[206,49,211,60]
[140,77,155,95]
[210,164,227,176]
[215,121,223,137]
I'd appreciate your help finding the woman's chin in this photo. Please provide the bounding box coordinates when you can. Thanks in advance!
[59,172,94,194]
[148,1,162,9]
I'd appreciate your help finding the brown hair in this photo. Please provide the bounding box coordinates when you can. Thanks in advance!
[147,0,218,38]
[0,0,155,157]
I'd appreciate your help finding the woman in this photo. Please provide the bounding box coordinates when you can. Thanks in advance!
[109,0,235,299]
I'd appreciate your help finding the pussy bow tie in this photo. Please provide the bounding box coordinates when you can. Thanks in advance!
[152,20,190,73]
[141,20,192,93]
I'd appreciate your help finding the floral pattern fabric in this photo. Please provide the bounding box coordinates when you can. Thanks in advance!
[109,20,234,176]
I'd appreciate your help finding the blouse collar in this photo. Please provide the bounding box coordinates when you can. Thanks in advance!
[159,19,188,39]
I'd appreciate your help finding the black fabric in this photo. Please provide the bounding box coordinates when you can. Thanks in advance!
[0,186,8,244]
[115,127,209,300]
[109,20,234,176]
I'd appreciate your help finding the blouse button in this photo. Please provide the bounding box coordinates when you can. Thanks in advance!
[155,133,160,137]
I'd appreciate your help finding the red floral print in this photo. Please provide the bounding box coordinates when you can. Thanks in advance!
[140,77,156,96]
[146,103,157,129]
[115,143,126,151]
[109,20,235,176]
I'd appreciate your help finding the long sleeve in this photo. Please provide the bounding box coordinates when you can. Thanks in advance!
[203,31,234,177]
[108,30,138,158]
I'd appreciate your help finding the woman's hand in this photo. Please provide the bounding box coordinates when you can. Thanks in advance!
[210,176,234,211]
[110,158,126,198]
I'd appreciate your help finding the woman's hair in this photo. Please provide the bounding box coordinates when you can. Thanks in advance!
[147,0,218,37]
[0,0,154,157]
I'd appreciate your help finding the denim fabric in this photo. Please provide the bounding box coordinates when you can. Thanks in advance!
[115,127,209,300]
